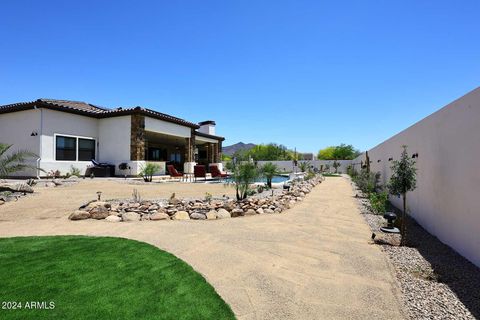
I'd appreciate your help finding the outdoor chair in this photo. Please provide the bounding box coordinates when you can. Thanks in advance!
[167,165,183,179]
[210,164,229,180]
[194,165,207,181]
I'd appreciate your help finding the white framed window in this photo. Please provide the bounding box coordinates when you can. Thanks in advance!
[54,134,96,161]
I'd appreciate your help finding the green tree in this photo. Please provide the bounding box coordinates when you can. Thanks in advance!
[0,143,38,178]
[388,146,417,246]
[332,160,340,173]
[317,144,360,160]
[317,146,336,160]
[231,162,260,200]
[260,162,278,188]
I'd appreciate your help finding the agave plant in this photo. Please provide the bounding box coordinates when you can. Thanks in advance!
[0,143,38,178]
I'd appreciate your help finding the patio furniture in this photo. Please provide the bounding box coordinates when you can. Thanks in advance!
[85,160,115,177]
[210,164,229,180]
[167,165,183,179]
[194,165,207,181]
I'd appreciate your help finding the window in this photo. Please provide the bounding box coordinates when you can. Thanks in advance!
[55,135,96,161]
[56,136,76,161]
[78,138,95,161]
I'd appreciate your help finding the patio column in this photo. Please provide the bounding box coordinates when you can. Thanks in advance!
[130,114,145,161]
[213,143,219,163]
[183,131,196,174]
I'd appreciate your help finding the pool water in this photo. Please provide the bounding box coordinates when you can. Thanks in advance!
[225,175,289,184]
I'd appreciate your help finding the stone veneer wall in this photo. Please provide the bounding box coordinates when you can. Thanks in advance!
[130,114,145,161]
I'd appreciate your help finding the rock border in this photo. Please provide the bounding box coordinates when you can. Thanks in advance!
[69,176,323,222]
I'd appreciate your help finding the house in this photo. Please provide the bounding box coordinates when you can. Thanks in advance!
[0,99,225,177]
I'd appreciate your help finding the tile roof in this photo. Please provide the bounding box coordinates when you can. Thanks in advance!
[0,98,200,128]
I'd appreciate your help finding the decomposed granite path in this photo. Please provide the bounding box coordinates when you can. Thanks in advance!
[0,177,404,320]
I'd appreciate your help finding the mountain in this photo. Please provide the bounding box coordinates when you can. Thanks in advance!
[222,142,256,156]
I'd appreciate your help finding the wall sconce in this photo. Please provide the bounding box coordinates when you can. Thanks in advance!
[30,131,38,136]
[377,159,381,163]
[412,153,419,159]
[388,157,393,161]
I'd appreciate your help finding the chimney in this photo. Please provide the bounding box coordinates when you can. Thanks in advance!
[198,120,216,135]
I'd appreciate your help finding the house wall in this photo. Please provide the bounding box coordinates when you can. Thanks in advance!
[354,87,480,267]
[0,109,41,176]
[144,117,191,138]
[39,109,99,175]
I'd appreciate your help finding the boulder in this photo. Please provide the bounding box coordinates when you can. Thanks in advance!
[69,210,91,220]
[206,210,217,220]
[122,212,140,222]
[0,183,34,193]
[86,201,110,210]
[190,212,206,220]
[216,208,231,219]
[169,197,181,205]
[264,208,274,214]
[150,212,170,221]
[231,208,245,218]
[105,215,121,222]
[174,211,190,220]
[52,179,63,186]
[256,208,264,214]
[245,209,257,216]
[90,206,110,219]
[0,200,4,206]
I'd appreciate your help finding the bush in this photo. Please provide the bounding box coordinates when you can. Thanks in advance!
[369,191,388,214]
[70,165,81,177]
[139,163,161,182]
[260,162,278,188]
[352,169,380,194]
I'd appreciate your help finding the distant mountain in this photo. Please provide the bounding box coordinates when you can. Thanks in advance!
[222,142,256,156]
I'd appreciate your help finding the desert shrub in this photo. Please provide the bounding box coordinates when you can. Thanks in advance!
[353,169,380,194]
[369,191,388,214]
[139,163,160,182]
[70,165,81,177]
[204,192,213,202]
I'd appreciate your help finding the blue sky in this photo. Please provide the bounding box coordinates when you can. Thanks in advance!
[1,1,479,153]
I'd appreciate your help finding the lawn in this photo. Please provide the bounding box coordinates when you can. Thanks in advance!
[0,236,235,320]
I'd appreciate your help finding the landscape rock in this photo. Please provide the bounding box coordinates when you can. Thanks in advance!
[264,208,274,214]
[231,208,245,217]
[216,208,231,219]
[256,208,264,214]
[86,201,111,210]
[206,210,217,220]
[68,210,91,220]
[52,179,63,186]
[105,215,121,222]
[122,212,140,222]
[245,209,257,216]
[90,206,110,219]
[190,212,206,220]
[150,212,170,221]
[0,183,34,193]
[174,211,190,220]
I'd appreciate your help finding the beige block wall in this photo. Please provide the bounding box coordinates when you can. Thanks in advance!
[354,87,480,267]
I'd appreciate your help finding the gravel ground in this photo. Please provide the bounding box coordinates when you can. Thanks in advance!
[353,184,480,320]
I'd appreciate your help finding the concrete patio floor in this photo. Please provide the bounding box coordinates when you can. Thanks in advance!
[0,177,404,319]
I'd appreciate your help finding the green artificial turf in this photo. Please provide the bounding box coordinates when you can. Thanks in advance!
[0,236,235,320]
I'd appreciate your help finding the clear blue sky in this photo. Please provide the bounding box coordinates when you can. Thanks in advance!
[1,1,479,153]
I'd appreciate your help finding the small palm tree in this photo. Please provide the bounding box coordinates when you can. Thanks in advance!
[0,143,38,178]
[298,161,311,173]
[231,162,259,200]
[261,162,278,188]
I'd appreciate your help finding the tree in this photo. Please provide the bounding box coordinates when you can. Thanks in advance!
[317,146,335,160]
[317,144,360,160]
[260,162,278,188]
[0,143,38,178]
[388,146,417,246]
[298,161,311,173]
[231,162,260,200]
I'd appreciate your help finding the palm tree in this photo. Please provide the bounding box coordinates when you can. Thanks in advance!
[0,143,38,178]
[261,162,278,188]
[231,162,259,200]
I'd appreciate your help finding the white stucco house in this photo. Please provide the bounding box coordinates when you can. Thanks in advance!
[0,98,224,177]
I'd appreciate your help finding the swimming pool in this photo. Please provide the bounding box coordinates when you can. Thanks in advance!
[224,175,289,184]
